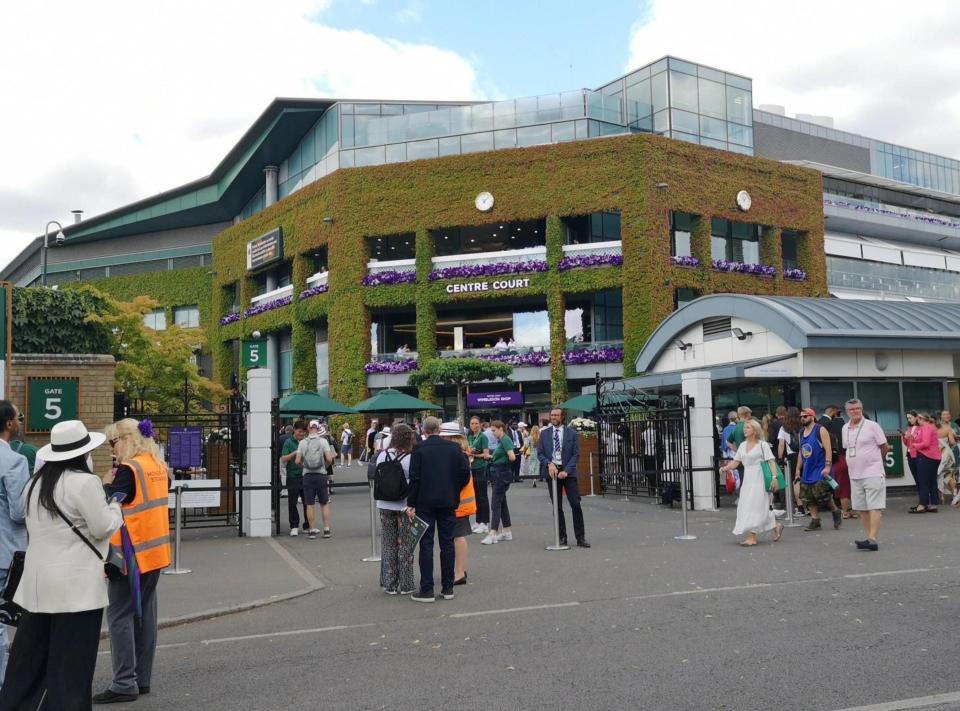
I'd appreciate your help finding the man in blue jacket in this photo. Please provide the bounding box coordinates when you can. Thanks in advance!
[406,417,470,603]
[537,408,589,548]
[0,401,29,683]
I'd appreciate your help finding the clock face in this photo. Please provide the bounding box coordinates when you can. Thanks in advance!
[475,191,494,212]
[736,190,752,211]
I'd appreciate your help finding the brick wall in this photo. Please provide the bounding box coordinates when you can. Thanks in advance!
[9,354,116,473]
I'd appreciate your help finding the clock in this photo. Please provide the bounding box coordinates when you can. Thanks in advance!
[736,190,752,211]
[475,191,494,212]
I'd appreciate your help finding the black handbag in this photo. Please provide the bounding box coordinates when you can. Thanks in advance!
[54,505,125,582]
[0,550,26,626]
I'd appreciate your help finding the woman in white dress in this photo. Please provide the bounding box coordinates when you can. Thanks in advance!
[722,418,784,546]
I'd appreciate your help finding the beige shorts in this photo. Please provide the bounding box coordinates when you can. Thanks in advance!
[850,476,885,511]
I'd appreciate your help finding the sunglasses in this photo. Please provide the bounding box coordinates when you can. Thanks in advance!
[109,438,119,447]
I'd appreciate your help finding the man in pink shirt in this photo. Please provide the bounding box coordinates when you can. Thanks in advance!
[842,398,890,551]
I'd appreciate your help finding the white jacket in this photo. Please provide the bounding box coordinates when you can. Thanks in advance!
[15,470,124,614]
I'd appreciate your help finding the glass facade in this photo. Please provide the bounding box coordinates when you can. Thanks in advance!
[827,255,960,302]
[279,106,340,199]
[278,330,293,397]
[432,219,546,257]
[369,233,416,262]
[563,212,621,244]
[670,211,695,257]
[143,308,166,331]
[782,231,800,271]
[173,305,200,328]
[315,323,329,392]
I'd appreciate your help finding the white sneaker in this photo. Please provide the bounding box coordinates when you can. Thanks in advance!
[772,509,786,519]
[308,528,321,535]
[480,533,499,545]
[289,528,299,537]
[500,531,513,541]
[470,522,482,533]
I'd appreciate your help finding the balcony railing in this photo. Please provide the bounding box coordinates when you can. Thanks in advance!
[430,246,548,273]
[439,345,550,367]
[249,284,293,307]
[364,258,417,286]
[563,340,624,365]
[559,240,623,270]
[306,270,329,288]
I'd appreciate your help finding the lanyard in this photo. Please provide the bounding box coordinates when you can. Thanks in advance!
[847,420,865,448]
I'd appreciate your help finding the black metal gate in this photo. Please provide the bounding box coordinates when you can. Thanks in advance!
[594,383,696,508]
[124,405,251,534]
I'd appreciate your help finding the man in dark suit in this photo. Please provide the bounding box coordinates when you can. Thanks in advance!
[407,416,471,602]
[536,408,590,548]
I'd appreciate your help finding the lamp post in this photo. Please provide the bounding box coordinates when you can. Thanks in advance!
[41,221,65,287]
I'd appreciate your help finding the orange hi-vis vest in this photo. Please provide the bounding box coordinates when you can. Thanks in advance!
[110,454,171,573]
[455,475,476,518]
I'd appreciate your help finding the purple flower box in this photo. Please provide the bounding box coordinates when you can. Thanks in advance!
[671,255,701,268]
[362,270,417,286]
[783,268,807,281]
[711,260,776,277]
[219,312,240,326]
[428,260,548,281]
[558,254,623,271]
[244,294,292,318]
[480,351,550,367]
[364,358,418,374]
[299,284,329,300]
[562,346,624,365]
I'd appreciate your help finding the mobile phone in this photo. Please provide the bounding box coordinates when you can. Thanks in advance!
[110,492,127,504]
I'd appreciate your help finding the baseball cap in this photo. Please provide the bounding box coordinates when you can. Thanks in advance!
[801,408,816,418]
[309,419,321,429]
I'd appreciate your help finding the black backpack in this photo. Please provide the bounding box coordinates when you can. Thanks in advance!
[373,451,409,502]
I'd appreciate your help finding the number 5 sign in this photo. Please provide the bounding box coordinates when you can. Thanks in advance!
[27,377,79,433]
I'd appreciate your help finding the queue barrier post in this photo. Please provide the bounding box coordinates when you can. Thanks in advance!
[361,481,381,563]
[545,473,570,551]
[674,467,696,542]
[163,483,193,575]
[782,462,802,528]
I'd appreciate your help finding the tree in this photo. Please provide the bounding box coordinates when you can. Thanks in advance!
[84,288,228,414]
[408,358,512,425]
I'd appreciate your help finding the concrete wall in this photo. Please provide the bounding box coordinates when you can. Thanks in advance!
[754,122,871,173]
[8,354,117,473]
[48,222,229,266]
[650,317,796,373]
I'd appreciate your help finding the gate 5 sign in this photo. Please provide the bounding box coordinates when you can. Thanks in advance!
[242,339,267,368]
[27,377,79,433]
[884,435,904,477]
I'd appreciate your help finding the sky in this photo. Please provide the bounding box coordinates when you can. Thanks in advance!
[1,0,959,271]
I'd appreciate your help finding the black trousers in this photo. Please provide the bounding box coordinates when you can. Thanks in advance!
[417,507,457,594]
[472,468,490,524]
[548,475,586,541]
[287,478,308,529]
[0,607,103,711]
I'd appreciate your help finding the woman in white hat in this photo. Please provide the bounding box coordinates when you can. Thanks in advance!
[439,422,475,586]
[0,420,124,710]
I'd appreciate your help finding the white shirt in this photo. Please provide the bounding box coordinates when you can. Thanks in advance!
[777,426,795,455]
[341,429,352,446]
[374,448,411,512]
[547,425,565,465]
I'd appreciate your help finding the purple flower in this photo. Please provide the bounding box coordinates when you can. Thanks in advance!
[479,351,550,367]
[362,270,417,286]
[364,358,419,374]
[220,312,241,326]
[244,294,293,317]
[711,260,776,277]
[558,254,623,271]
[562,346,624,365]
[299,284,329,300]
[670,255,701,268]
[783,268,807,281]
[138,419,155,439]
[428,260,548,281]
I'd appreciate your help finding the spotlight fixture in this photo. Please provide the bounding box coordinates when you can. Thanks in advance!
[673,338,692,351]
[731,327,753,341]
[655,182,669,190]
[322,216,335,224]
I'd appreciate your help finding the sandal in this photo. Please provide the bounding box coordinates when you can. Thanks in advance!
[773,523,784,542]
[908,506,926,513]
[848,512,860,519]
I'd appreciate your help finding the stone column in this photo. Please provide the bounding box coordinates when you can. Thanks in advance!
[681,370,717,511]
[244,368,273,537]
[263,271,279,398]
[264,166,279,207]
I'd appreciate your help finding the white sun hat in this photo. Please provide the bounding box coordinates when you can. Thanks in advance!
[36,420,106,462]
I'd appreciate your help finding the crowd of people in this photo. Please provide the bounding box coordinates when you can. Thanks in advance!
[721,398,959,551]
[0,401,170,708]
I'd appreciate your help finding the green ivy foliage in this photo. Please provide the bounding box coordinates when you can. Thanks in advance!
[86,266,213,331]
[12,286,112,354]
[208,132,825,404]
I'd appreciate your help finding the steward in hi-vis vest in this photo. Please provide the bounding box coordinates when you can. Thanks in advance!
[455,476,477,519]
[110,454,171,573]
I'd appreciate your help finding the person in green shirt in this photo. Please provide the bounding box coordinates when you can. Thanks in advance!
[11,409,38,473]
[726,406,752,451]
[280,420,307,536]
[466,416,491,534]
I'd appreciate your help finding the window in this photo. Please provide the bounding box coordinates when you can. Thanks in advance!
[670,212,695,257]
[173,305,200,329]
[278,331,293,397]
[711,217,760,264]
[143,308,166,331]
[810,382,855,419]
[306,247,328,274]
[368,232,416,262]
[432,219,546,257]
[782,230,800,271]
[315,324,329,391]
[592,289,623,341]
[674,288,700,310]
[222,283,239,314]
[902,382,943,425]
[562,212,621,244]
[856,382,901,431]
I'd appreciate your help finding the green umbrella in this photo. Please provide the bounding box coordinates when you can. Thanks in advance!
[353,388,442,413]
[279,390,358,416]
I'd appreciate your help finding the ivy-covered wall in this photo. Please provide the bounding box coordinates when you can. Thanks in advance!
[210,132,825,405]
[86,266,214,332]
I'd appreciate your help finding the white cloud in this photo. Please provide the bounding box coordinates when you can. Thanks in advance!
[627,0,960,159]
[0,0,487,271]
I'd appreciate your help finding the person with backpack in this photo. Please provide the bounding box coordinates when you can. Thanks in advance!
[295,420,335,540]
[796,407,842,532]
[777,407,803,515]
[374,424,416,595]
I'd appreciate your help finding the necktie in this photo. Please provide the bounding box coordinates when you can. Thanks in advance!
[554,427,561,457]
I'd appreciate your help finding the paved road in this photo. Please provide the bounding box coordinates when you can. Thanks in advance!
[93,478,960,710]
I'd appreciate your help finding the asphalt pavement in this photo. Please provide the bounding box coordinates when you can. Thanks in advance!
[91,468,960,710]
